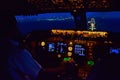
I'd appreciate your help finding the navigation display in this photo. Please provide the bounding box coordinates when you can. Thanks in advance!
[56,42,67,54]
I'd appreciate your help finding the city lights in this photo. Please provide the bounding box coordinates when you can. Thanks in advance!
[27,0,110,12]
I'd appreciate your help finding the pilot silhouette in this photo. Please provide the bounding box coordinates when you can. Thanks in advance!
[0,15,42,80]
[0,15,67,80]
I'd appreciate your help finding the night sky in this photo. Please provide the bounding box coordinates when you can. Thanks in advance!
[16,11,120,35]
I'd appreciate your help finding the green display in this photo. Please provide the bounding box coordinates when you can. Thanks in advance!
[87,60,94,66]
[63,57,71,62]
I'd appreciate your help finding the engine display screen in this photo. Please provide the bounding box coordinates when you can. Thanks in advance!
[74,44,85,56]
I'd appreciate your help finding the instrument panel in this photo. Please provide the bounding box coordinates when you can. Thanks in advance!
[23,29,113,79]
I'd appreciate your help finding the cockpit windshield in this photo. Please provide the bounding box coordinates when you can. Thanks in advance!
[16,11,120,36]
[15,11,120,80]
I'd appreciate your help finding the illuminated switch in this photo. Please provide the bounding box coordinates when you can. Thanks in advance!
[68,46,73,51]
[41,41,45,46]
[67,52,72,57]
[57,54,61,58]
[89,53,93,56]
[69,41,73,45]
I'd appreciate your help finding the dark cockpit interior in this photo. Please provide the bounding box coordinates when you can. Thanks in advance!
[0,0,120,80]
